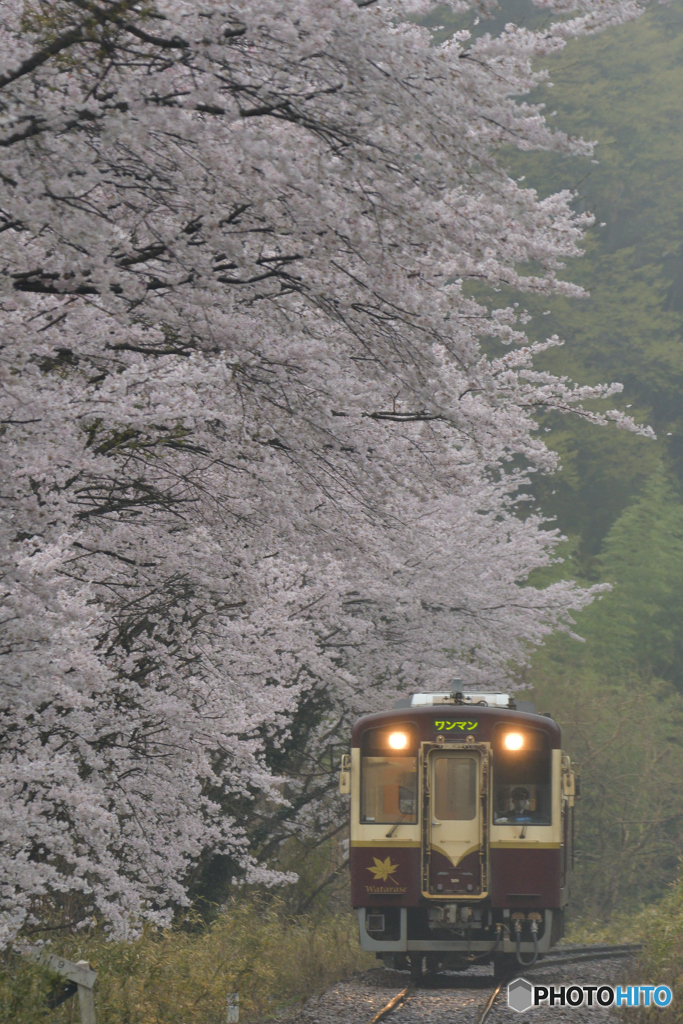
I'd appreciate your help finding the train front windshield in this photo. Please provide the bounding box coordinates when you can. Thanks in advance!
[360,726,418,824]
[433,755,477,820]
[493,725,552,824]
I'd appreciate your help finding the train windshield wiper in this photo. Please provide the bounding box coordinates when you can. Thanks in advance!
[386,813,407,838]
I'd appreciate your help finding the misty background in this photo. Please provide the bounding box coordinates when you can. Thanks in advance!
[426,0,683,920]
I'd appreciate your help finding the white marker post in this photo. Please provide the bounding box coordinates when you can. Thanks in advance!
[226,992,239,1023]
[25,949,97,1024]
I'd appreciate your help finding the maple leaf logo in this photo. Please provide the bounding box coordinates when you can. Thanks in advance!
[366,856,399,882]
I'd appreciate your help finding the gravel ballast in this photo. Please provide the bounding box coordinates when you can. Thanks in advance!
[281,948,640,1024]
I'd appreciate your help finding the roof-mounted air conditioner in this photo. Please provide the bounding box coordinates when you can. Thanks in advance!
[410,691,516,709]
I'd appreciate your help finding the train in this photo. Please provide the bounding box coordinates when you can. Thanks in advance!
[339,689,579,979]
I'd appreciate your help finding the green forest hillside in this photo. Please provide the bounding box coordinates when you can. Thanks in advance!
[430,0,683,917]
[515,1,683,917]
[518,1,683,557]
[528,474,683,915]
[432,0,683,552]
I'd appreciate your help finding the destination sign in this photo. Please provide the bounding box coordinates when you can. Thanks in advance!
[434,720,478,732]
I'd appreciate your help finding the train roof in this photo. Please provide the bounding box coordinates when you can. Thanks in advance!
[351,698,561,748]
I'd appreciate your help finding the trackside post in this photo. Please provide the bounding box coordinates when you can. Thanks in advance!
[24,949,97,1024]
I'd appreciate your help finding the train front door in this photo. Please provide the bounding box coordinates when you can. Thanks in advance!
[425,748,485,896]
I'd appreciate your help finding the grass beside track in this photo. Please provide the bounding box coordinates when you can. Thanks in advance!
[5,890,683,1024]
[564,896,683,1022]
[628,881,683,1023]
[0,900,374,1024]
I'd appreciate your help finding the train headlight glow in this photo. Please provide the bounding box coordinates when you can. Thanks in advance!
[388,731,409,750]
[504,732,524,751]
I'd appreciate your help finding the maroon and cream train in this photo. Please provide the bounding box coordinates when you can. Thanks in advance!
[339,690,579,977]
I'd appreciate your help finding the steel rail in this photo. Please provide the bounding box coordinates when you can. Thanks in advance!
[527,946,641,969]
[366,984,412,1024]
[476,976,511,1024]
[362,944,641,1024]
[550,943,641,956]
[476,945,640,1022]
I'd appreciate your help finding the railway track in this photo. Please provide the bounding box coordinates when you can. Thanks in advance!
[363,944,642,1024]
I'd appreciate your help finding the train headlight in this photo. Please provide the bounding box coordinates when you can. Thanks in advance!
[388,731,409,750]
[504,732,524,751]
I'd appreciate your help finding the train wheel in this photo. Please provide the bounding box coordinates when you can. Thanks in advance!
[381,954,409,971]
[409,954,424,983]
[492,953,516,981]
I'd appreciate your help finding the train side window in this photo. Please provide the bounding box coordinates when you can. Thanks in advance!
[360,726,418,825]
[434,756,477,820]
[492,726,552,825]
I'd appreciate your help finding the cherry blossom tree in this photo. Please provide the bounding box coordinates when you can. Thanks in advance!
[0,0,650,942]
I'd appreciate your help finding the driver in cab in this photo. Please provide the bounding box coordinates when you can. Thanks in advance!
[494,786,533,823]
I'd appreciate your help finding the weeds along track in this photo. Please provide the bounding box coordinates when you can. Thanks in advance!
[285,944,641,1024]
